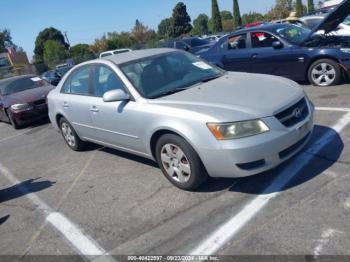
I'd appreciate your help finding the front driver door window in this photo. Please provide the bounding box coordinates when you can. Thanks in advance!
[249,31,303,78]
[89,64,142,152]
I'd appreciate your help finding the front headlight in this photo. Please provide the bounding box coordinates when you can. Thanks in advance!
[11,103,33,111]
[207,120,270,140]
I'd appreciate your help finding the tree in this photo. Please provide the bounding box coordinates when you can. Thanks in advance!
[220,10,233,21]
[172,2,192,37]
[192,14,209,36]
[308,0,315,12]
[132,20,155,48]
[265,0,293,20]
[105,32,136,50]
[295,0,304,17]
[211,0,223,33]
[34,27,69,64]
[233,0,242,30]
[90,36,108,54]
[70,44,95,64]
[0,29,14,52]
[43,40,67,69]
[241,12,265,25]
[158,18,174,39]
[222,20,234,32]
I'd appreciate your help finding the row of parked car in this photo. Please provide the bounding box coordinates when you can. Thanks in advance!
[163,1,350,87]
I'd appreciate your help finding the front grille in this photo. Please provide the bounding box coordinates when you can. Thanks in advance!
[279,132,311,159]
[33,99,46,106]
[275,98,309,127]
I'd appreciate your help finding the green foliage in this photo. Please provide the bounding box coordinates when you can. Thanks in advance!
[0,29,13,52]
[242,12,265,25]
[308,0,315,12]
[158,18,174,39]
[295,0,304,17]
[105,32,136,50]
[132,20,157,48]
[192,14,209,36]
[70,44,95,64]
[222,20,234,32]
[211,0,223,33]
[43,40,67,69]
[220,10,233,21]
[265,0,293,20]
[172,2,192,37]
[233,0,242,30]
[34,27,68,64]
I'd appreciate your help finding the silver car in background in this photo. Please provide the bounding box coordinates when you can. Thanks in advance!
[48,48,314,190]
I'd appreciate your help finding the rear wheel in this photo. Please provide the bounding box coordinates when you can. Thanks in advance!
[155,134,208,190]
[308,59,341,87]
[59,117,85,151]
[6,109,20,130]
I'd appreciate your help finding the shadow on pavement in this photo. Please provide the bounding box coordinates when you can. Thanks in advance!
[0,215,10,225]
[0,178,55,203]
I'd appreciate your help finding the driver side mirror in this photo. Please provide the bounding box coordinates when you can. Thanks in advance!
[103,89,130,102]
[272,41,284,49]
[183,45,190,51]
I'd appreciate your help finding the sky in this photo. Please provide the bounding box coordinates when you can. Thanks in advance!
[0,0,277,60]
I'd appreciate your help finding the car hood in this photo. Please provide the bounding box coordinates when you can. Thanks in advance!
[149,72,304,122]
[311,0,350,34]
[2,85,54,107]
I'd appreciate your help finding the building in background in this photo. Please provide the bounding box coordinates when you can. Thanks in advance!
[0,50,32,79]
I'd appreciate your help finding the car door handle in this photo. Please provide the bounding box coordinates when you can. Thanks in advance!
[90,106,99,113]
[63,102,69,108]
[251,53,258,58]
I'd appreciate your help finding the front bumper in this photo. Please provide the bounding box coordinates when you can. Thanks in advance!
[198,103,314,178]
[11,103,49,126]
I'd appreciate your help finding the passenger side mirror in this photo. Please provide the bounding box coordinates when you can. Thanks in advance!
[103,89,130,102]
[272,41,284,49]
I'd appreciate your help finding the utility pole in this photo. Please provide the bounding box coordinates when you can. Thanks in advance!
[64,31,70,47]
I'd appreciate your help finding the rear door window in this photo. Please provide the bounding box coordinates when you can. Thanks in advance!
[62,66,91,95]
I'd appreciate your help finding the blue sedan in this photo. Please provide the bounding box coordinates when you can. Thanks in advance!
[199,18,350,86]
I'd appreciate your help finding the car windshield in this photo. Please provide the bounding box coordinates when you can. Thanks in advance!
[343,15,350,26]
[0,76,47,96]
[186,38,210,47]
[120,51,223,99]
[273,24,312,44]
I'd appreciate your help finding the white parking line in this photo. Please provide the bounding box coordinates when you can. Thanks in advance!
[189,112,350,256]
[313,229,341,257]
[0,130,31,143]
[316,107,350,112]
[0,163,115,261]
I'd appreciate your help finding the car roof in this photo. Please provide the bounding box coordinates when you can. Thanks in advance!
[0,74,36,85]
[102,48,177,65]
[233,23,302,35]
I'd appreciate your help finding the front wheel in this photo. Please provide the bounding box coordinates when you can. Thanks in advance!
[59,117,85,151]
[155,134,208,190]
[308,59,341,87]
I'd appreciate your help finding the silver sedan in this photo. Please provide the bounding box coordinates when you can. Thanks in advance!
[48,48,314,190]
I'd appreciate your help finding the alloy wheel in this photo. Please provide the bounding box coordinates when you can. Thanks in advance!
[311,62,336,86]
[160,144,191,183]
[61,122,76,147]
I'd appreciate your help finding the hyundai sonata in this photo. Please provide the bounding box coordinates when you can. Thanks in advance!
[48,49,314,190]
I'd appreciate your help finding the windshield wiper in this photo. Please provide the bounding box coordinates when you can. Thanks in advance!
[151,87,188,99]
[200,73,223,83]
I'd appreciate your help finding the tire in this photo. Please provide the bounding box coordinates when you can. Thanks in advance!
[308,59,341,87]
[6,109,20,130]
[155,134,208,190]
[59,117,85,151]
